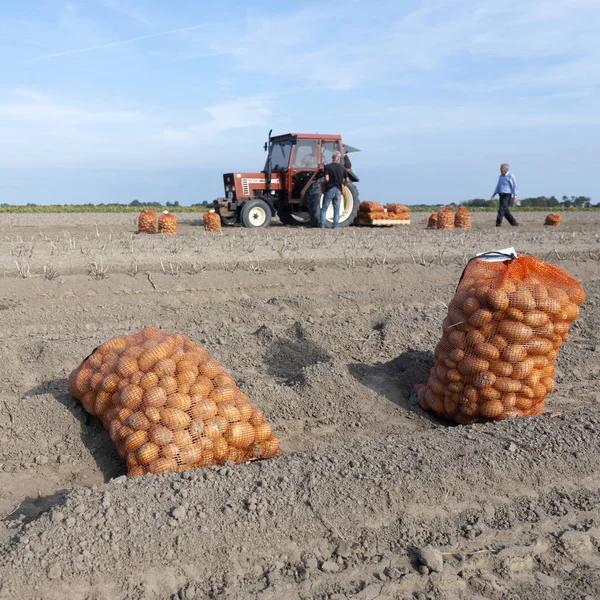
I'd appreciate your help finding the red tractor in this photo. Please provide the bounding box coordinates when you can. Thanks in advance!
[214,131,360,228]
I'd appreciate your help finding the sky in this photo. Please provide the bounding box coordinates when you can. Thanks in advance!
[1,0,600,206]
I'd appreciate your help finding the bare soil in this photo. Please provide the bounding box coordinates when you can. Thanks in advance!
[0,211,599,599]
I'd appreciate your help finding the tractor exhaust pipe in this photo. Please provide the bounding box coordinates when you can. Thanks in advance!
[265,129,273,195]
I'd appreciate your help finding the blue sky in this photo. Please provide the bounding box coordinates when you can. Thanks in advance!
[1,0,600,205]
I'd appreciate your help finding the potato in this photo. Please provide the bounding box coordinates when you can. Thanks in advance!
[218,402,242,423]
[149,425,174,445]
[522,311,549,328]
[120,385,143,409]
[190,398,218,421]
[159,375,178,396]
[172,429,192,448]
[511,359,534,379]
[429,377,445,396]
[159,407,191,430]
[177,369,198,387]
[531,382,547,399]
[140,372,159,390]
[498,321,533,341]
[515,396,532,411]
[88,352,103,370]
[235,398,254,421]
[166,392,192,411]
[227,422,256,449]
[148,457,178,474]
[461,297,479,317]
[94,391,113,416]
[459,398,479,416]
[189,377,214,396]
[505,308,524,322]
[474,343,500,361]
[125,410,151,431]
[142,386,167,408]
[203,416,229,438]
[116,356,139,378]
[154,358,176,376]
[508,290,536,312]
[448,330,466,349]
[469,309,493,328]
[125,429,148,453]
[541,377,556,393]
[487,289,509,311]
[212,436,229,461]
[447,381,463,394]
[536,297,561,314]
[480,400,504,419]
[494,377,522,393]
[501,392,517,408]
[90,372,104,392]
[144,406,162,424]
[466,330,485,346]
[198,359,223,379]
[478,386,501,401]
[129,465,146,477]
[137,441,160,465]
[472,372,497,389]
[458,356,489,375]
[563,303,580,322]
[446,369,462,382]
[525,337,553,356]
[178,444,204,466]
[209,385,237,404]
[159,443,179,458]
[489,360,513,377]
[502,344,527,363]
[448,348,465,363]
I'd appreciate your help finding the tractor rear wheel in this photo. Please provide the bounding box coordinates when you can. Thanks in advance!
[305,182,359,228]
[240,198,272,228]
[277,207,311,226]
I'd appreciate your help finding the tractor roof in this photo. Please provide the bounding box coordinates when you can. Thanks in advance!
[270,133,360,152]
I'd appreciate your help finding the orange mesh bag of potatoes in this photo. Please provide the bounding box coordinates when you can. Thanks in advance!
[68,328,280,476]
[203,211,222,232]
[138,210,157,233]
[437,209,454,230]
[545,213,562,226]
[359,201,384,213]
[386,203,409,214]
[454,207,472,230]
[158,211,178,234]
[427,213,438,229]
[416,252,585,424]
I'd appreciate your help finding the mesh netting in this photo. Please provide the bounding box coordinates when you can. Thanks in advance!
[68,329,280,476]
[386,203,409,214]
[437,209,454,230]
[427,213,438,229]
[455,207,472,230]
[158,211,177,234]
[138,210,157,234]
[203,212,222,232]
[545,213,562,226]
[358,201,384,213]
[416,254,585,424]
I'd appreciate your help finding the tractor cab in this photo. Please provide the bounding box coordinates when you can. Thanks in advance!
[215,132,360,228]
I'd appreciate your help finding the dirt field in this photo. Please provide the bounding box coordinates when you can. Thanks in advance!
[0,211,599,600]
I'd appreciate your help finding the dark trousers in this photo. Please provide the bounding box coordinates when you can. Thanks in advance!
[496,193,518,226]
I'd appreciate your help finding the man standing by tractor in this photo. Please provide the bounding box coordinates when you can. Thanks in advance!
[490,163,519,227]
[321,151,349,229]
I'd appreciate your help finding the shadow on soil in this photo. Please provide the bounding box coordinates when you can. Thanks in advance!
[263,321,332,384]
[7,490,69,524]
[348,349,444,424]
[26,379,126,483]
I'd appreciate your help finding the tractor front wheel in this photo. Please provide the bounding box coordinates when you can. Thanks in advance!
[240,199,272,229]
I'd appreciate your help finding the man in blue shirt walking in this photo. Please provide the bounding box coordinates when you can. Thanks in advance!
[490,163,519,227]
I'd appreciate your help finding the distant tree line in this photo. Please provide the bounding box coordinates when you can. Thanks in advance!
[463,195,595,208]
